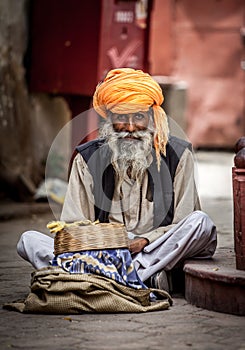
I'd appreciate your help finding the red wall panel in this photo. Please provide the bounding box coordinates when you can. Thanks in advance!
[29,0,152,96]
[29,0,101,95]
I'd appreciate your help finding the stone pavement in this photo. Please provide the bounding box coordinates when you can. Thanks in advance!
[0,151,245,350]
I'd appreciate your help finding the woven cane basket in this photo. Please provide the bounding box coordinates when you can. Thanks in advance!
[53,222,129,255]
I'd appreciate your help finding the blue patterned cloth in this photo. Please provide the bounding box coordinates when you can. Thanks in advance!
[52,248,147,290]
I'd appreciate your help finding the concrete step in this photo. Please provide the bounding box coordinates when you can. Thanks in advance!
[184,248,245,316]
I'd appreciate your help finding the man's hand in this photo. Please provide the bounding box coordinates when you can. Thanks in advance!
[129,238,149,255]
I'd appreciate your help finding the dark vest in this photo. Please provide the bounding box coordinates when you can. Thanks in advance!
[77,136,192,229]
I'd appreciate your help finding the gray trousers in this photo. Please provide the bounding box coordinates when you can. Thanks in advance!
[17,210,217,282]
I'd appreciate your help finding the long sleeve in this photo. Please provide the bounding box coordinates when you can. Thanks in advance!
[60,154,96,222]
[137,148,201,243]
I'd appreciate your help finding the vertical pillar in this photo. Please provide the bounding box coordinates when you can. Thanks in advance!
[232,137,245,270]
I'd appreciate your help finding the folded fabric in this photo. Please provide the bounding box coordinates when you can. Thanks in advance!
[52,248,147,290]
[3,266,172,314]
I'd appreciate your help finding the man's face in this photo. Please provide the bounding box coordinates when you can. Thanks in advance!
[100,109,154,184]
[110,111,150,135]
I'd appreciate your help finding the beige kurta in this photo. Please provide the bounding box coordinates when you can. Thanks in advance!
[61,147,201,244]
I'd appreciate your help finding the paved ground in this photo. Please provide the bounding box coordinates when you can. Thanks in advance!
[0,151,244,350]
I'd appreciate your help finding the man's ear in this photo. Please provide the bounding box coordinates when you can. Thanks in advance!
[107,110,113,120]
[148,107,155,123]
[148,108,156,133]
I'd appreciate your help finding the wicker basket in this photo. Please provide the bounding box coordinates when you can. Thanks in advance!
[53,222,129,255]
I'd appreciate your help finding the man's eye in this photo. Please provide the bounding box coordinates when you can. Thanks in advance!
[117,115,128,122]
[134,113,145,120]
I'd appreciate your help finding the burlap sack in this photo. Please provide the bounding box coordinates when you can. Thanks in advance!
[4,266,172,314]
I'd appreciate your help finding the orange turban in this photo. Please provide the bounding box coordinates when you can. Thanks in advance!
[93,68,169,169]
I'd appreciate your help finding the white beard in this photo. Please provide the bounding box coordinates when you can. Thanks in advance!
[100,121,153,187]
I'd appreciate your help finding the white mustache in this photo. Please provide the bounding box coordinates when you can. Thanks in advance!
[116,130,151,140]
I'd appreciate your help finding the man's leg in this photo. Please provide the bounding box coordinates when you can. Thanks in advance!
[17,230,54,269]
[133,210,217,283]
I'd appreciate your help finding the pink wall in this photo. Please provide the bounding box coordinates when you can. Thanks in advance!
[150,0,245,148]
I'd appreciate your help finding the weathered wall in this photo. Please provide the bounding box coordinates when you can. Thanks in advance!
[149,0,245,148]
[149,0,173,75]
[173,0,245,148]
[0,0,70,200]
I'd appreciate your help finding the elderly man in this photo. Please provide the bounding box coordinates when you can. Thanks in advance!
[17,68,217,292]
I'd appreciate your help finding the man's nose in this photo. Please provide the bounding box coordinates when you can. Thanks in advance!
[125,118,137,132]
